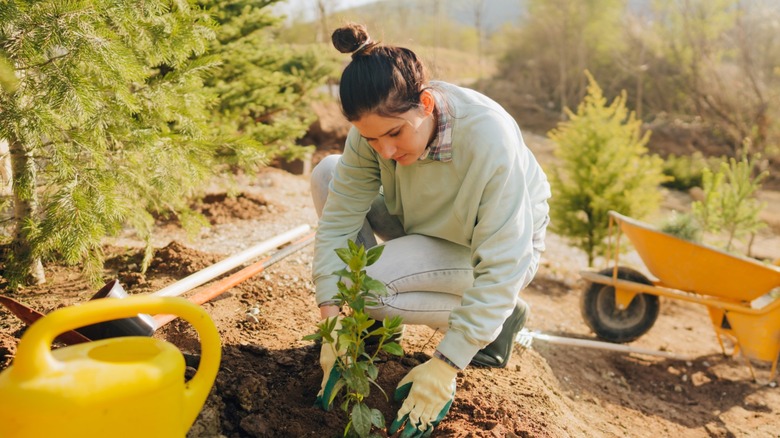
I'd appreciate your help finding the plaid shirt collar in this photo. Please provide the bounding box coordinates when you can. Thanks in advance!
[419,90,452,162]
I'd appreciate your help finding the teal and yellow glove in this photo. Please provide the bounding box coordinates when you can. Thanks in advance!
[314,316,345,410]
[389,356,458,438]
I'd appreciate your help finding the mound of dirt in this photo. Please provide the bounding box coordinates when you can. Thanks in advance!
[196,193,277,225]
[149,241,222,278]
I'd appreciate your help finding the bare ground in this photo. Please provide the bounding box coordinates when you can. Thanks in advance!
[1,143,780,437]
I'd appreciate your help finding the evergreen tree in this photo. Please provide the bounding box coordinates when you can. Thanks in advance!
[548,71,667,266]
[0,1,222,288]
[1,1,334,289]
[199,0,335,167]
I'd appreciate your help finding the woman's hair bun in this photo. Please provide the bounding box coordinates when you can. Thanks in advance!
[332,23,371,54]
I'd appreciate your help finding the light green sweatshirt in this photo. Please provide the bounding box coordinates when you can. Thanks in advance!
[313,82,551,369]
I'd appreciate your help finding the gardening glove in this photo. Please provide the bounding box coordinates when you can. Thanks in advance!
[315,315,345,410]
[389,356,458,438]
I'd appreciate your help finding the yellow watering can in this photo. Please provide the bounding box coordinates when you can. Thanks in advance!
[0,295,221,438]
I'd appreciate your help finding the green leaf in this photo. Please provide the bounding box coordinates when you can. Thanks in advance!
[367,363,378,381]
[341,315,357,329]
[332,268,351,278]
[366,245,385,266]
[338,333,355,350]
[363,279,386,294]
[351,296,366,313]
[384,316,404,330]
[327,379,346,411]
[357,316,373,333]
[370,408,385,429]
[351,402,372,437]
[366,327,384,338]
[335,247,352,265]
[344,367,370,395]
[348,256,364,274]
[381,342,404,356]
[302,333,321,342]
[340,398,350,415]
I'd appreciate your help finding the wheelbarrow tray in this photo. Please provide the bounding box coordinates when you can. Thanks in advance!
[609,211,780,301]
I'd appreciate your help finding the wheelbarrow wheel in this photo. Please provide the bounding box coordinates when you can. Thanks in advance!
[581,267,659,343]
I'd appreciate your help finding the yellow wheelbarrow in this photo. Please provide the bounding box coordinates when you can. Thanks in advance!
[579,211,780,381]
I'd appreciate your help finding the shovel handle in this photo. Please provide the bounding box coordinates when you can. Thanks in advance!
[151,225,311,298]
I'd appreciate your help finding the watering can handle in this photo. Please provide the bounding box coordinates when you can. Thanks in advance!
[11,296,221,428]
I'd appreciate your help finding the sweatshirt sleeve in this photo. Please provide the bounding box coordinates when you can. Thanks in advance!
[312,128,382,305]
[435,114,543,370]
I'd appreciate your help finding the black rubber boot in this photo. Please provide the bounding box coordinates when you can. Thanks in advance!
[470,300,529,368]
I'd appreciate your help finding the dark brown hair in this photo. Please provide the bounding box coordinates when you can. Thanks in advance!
[331,23,428,121]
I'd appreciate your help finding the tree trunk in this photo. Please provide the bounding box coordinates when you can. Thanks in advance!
[0,139,11,197]
[8,137,46,286]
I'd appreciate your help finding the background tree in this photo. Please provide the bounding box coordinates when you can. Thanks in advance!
[487,0,627,123]
[0,0,331,289]
[0,0,222,288]
[199,0,334,167]
[548,72,667,266]
[646,0,778,155]
[315,0,342,43]
[277,0,479,54]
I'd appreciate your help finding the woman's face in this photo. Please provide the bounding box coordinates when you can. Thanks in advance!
[352,104,435,166]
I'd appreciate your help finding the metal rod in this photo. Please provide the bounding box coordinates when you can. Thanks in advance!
[516,330,692,360]
[151,224,311,298]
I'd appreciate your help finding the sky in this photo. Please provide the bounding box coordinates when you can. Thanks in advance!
[271,0,377,23]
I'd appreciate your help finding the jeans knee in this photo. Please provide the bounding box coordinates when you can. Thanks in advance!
[310,154,341,216]
[311,155,340,186]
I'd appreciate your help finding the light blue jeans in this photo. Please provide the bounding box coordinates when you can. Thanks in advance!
[311,154,540,331]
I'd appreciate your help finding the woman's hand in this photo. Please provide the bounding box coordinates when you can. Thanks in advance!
[389,356,458,437]
[314,312,345,410]
[319,304,340,319]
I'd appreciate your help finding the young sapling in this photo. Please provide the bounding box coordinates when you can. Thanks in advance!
[305,239,404,437]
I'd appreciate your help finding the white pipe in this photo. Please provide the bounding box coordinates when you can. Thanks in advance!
[152,224,311,297]
[516,330,691,361]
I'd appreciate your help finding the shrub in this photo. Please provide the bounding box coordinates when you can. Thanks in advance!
[692,152,768,253]
[661,153,705,190]
[661,211,702,242]
[548,71,668,266]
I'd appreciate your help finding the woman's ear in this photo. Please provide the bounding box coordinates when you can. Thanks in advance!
[420,89,435,117]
